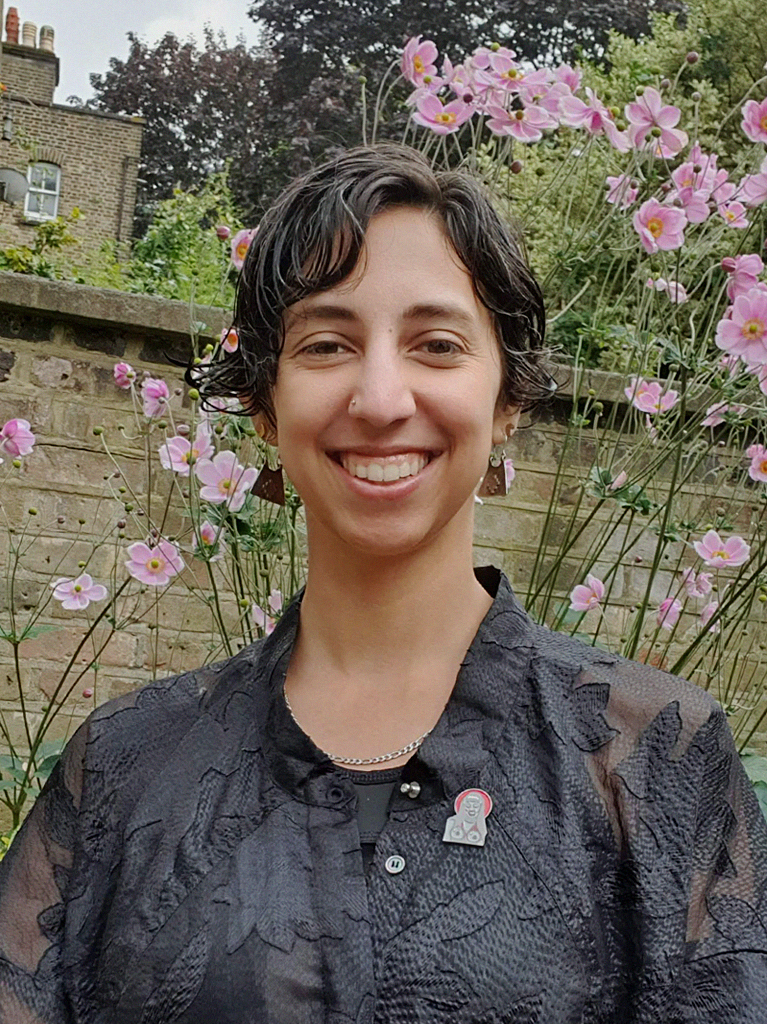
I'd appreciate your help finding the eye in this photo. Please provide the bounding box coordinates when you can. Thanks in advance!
[300,340,349,356]
[419,338,463,356]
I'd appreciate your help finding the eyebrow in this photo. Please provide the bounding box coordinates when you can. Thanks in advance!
[285,301,478,330]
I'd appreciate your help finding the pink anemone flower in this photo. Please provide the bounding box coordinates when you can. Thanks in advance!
[194,451,258,512]
[159,424,214,476]
[701,402,746,427]
[699,601,720,633]
[693,529,750,568]
[681,567,713,598]
[741,97,767,145]
[720,202,749,229]
[715,287,767,365]
[559,88,629,151]
[197,520,226,562]
[50,573,108,610]
[606,174,638,208]
[141,377,170,418]
[632,198,686,255]
[125,539,185,586]
[739,155,767,208]
[624,377,679,414]
[657,597,683,629]
[230,228,257,270]
[746,443,767,483]
[569,573,605,612]
[113,362,136,389]
[401,36,439,86]
[625,87,688,154]
[722,253,764,300]
[252,589,284,635]
[411,93,474,134]
[485,102,556,142]
[0,418,36,458]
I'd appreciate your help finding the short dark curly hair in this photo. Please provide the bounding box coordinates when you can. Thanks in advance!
[192,143,552,423]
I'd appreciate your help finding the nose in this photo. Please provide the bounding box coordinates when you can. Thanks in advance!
[349,340,417,426]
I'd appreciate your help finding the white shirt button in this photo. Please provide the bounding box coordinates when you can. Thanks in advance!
[384,854,406,875]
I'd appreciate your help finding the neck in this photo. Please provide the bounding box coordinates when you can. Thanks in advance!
[293,509,492,690]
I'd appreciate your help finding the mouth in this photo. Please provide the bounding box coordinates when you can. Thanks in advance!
[330,451,435,484]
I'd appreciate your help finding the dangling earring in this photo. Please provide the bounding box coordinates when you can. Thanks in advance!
[478,444,508,498]
[252,423,286,505]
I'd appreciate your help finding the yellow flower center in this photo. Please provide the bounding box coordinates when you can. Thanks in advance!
[514,109,525,120]
[149,558,161,570]
[760,459,767,475]
[726,210,736,220]
[74,584,82,592]
[742,318,764,338]
[504,68,521,80]
[436,112,456,124]
[220,477,232,491]
[647,217,664,238]
[236,242,248,259]
[761,113,767,131]
[713,549,728,560]
[414,55,424,73]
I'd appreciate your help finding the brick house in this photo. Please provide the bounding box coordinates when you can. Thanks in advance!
[0,6,143,252]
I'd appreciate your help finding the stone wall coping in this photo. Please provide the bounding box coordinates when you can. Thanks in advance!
[5,95,146,125]
[0,272,229,343]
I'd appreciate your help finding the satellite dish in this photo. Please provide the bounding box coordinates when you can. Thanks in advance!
[0,168,29,205]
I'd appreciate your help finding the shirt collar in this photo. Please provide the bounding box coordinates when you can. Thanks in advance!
[253,567,536,802]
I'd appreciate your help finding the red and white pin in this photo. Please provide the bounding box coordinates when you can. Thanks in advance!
[442,788,493,847]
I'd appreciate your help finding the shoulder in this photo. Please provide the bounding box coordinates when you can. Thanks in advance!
[527,623,723,755]
[70,639,268,810]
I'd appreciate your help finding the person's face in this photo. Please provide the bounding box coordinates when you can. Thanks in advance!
[463,795,482,818]
[262,206,519,559]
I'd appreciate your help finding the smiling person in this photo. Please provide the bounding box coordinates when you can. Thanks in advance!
[1,145,766,1023]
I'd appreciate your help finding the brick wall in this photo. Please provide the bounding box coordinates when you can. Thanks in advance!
[1,42,58,104]
[0,273,764,769]
[0,42,142,252]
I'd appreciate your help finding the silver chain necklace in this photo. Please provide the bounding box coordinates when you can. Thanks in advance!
[283,689,433,766]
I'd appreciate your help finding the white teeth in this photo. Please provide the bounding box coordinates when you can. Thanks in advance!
[340,453,429,482]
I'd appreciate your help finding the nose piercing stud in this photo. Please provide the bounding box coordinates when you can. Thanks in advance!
[350,398,357,407]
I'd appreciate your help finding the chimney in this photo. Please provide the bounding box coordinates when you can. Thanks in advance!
[21,20,35,47]
[5,7,19,44]
[39,25,54,52]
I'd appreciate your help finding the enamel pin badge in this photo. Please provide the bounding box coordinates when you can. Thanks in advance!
[443,788,493,847]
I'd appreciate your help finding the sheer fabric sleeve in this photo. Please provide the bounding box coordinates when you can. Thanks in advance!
[588,658,767,1022]
[0,723,86,1023]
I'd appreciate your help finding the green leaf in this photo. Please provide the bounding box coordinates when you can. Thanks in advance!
[741,752,767,786]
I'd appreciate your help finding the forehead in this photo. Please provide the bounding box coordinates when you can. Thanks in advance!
[283,207,493,331]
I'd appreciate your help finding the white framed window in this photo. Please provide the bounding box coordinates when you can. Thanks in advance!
[24,162,60,220]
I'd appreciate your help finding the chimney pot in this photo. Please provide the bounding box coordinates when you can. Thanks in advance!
[21,21,37,48]
[5,7,20,45]
[39,26,55,53]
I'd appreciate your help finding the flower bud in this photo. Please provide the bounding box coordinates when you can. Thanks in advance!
[358,75,367,83]
[92,425,104,436]
[635,86,645,96]
[117,519,126,529]
[215,225,231,241]
[124,503,134,512]
[691,91,701,101]
[177,423,190,435]
[82,688,94,698]
[686,51,699,64]
[423,75,432,84]
[721,257,737,273]
[12,458,21,468]
[510,159,523,174]
[660,78,671,90]
[188,388,200,401]
[78,518,86,525]
[118,486,127,494]
[157,420,168,430]
[490,42,500,51]
[77,561,86,568]
[462,92,473,103]
[57,515,65,524]
[28,507,38,516]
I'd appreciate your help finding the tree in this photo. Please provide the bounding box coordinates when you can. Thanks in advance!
[250,0,686,99]
[86,29,276,227]
[86,26,363,231]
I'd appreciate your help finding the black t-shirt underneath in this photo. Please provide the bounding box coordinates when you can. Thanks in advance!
[337,765,403,871]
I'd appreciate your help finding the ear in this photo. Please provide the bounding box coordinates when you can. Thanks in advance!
[251,413,278,447]
[491,404,521,446]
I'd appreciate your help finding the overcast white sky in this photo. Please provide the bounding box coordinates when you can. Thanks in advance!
[8,0,262,103]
